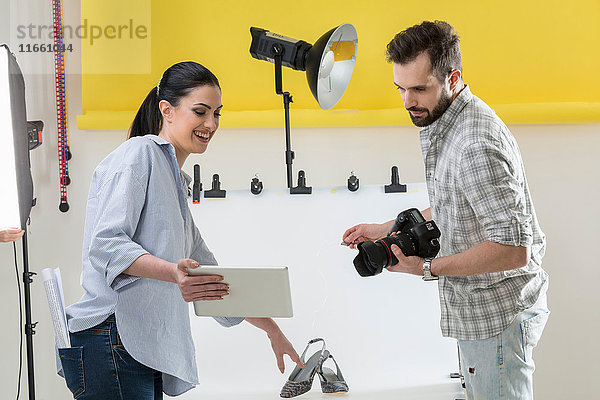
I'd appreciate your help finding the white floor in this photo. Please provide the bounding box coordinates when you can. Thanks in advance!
[183,381,464,399]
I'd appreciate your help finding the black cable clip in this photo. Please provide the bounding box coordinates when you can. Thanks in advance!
[290,170,312,195]
[193,164,202,204]
[250,174,263,195]
[347,171,359,192]
[204,174,226,198]
[384,166,407,193]
[23,271,36,284]
[25,321,38,336]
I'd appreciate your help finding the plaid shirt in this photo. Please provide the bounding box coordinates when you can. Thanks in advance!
[420,86,548,340]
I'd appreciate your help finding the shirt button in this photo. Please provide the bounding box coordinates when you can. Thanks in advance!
[511,218,517,224]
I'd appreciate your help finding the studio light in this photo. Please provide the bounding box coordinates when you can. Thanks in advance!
[0,45,34,230]
[1,44,43,400]
[249,24,358,192]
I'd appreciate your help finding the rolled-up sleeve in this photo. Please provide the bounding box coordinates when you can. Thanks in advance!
[458,140,533,247]
[88,167,150,291]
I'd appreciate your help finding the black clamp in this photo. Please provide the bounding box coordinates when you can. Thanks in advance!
[204,174,226,198]
[250,174,263,195]
[290,170,312,195]
[25,321,38,336]
[384,166,407,193]
[193,164,202,204]
[23,271,36,284]
[347,171,359,192]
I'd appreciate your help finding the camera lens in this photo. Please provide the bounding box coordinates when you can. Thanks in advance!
[363,240,393,268]
[353,234,416,277]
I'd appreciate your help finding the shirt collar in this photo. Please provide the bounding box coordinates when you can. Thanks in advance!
[421,84,473,138]
[144,134,191,186]
[180,170,192,187]
[144,134,171,146]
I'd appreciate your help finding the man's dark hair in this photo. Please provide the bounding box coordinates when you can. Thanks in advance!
[386,20,462,82]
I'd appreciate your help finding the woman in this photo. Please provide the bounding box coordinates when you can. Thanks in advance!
[60,62,304,399]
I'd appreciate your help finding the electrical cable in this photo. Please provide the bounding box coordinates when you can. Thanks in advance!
[13,241,23,400]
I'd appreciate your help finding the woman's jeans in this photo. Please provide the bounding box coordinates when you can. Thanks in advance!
[59,315,163,399]
[457,295,549,400]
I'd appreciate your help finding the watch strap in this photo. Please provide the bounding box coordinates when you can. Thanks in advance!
[422,257,438,281]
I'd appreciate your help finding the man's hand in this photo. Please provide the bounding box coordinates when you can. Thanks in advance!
[173,259,229,302]
[342,221,393,249]
[387,244,424,276]
[0,228,24,243]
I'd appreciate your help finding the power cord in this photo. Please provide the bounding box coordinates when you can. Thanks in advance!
[13,241,23,400]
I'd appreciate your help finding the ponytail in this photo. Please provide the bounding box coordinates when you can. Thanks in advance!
[128,86,161,139]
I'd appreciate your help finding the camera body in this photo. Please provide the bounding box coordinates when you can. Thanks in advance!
[353,208,441,277]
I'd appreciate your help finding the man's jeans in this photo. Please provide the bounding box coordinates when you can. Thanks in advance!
[59,315,163,399]
[458,295,549,400]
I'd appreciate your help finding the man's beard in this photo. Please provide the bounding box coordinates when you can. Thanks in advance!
[407,91,452,127]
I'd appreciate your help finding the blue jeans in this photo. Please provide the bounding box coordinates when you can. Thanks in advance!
[457,295,549,400]
[59,315,163,399]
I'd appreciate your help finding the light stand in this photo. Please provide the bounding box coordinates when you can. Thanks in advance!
[272,46,295,189]
[22,228,36,400]
[1,44,43,400]
[250,25,358,193]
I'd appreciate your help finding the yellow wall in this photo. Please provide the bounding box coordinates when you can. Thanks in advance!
[77,0,600,129]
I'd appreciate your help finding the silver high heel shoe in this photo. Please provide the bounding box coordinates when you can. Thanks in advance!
[280,338,329,398]
[318,354,349,394]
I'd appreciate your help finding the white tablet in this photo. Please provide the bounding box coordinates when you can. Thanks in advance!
[187,266,293,318]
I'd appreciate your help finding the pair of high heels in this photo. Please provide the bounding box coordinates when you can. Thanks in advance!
[280,338,348,398]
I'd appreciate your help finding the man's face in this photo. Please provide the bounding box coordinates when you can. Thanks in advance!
[392,52,451,127]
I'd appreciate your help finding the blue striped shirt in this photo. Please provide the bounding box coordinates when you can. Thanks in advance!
[65,135,243,396]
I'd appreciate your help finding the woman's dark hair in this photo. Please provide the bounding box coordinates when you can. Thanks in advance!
[386,20,461,82]
[128,61,220,138]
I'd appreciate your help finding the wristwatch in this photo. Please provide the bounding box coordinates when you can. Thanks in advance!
[422,258,438,281]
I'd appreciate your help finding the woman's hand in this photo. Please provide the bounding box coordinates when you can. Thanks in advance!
[173,259,229,302]
[342,221,394,249]
[246,318,305,373]
[0,228,24,243]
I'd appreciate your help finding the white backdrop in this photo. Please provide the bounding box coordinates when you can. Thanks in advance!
[183,184,461,399]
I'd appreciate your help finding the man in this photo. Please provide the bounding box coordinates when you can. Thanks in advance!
[342,20,548,399]
[0,228,24,243]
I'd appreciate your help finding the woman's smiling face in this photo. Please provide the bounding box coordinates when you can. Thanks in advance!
[159,84,222,166]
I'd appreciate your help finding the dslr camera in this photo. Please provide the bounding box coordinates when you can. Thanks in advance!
[353,208,441,277]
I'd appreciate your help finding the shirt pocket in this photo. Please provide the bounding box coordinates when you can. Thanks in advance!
[432,165,456,208]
